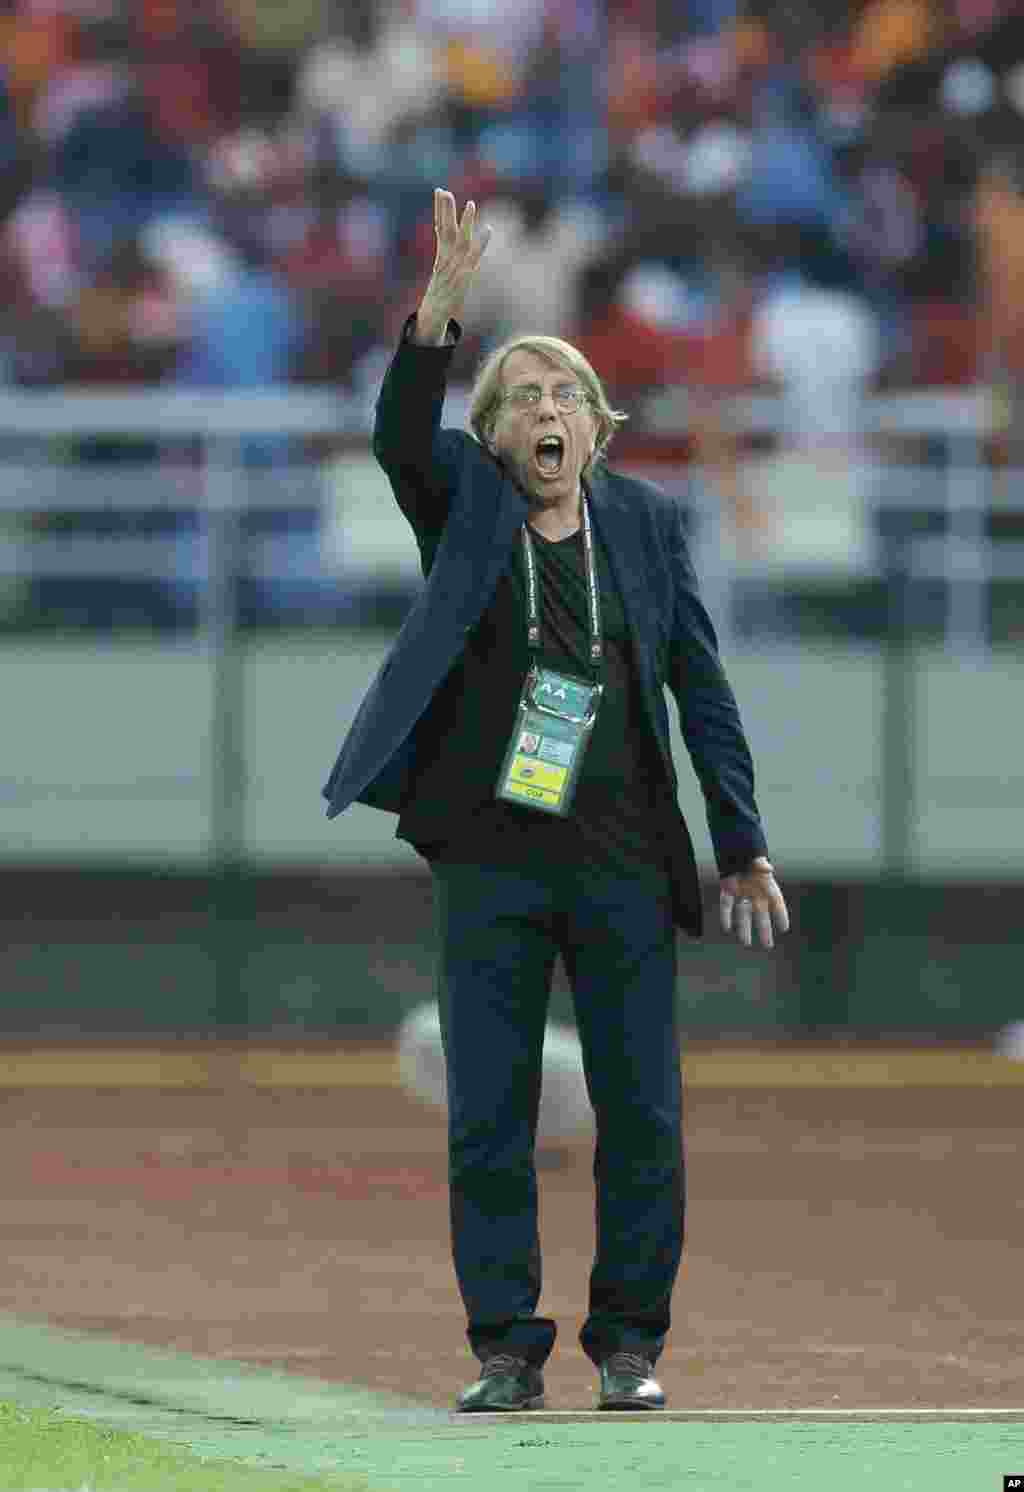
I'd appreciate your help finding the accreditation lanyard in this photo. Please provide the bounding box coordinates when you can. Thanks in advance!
[520,495,603,677]
[494,497,605,818]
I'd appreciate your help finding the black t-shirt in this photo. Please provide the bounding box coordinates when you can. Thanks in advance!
[395,504,671,877]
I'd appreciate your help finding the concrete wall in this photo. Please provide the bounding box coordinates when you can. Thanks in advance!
[3,636,1023,877]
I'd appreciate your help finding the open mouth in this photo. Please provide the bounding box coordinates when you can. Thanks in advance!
[535,435,564,476]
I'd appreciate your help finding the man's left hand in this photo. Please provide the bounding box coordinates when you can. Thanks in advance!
[720,856,789,949]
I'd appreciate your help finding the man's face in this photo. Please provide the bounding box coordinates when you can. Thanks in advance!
[488,349,597,509]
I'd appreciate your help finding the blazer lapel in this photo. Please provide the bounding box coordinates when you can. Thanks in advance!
[586,468,658,664]
[479,471,532,599]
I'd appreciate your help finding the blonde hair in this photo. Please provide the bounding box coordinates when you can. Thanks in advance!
[469,334,628,477]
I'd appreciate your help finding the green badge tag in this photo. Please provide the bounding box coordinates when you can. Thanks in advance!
[495,665,603,817]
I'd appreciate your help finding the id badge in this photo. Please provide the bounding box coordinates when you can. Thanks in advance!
[496,664,603,817]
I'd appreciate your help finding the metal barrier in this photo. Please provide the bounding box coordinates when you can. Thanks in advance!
[1,384,1021,877]
[1,385,1020,638]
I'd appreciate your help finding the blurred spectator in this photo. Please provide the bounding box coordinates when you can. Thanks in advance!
[296,0,449,233]
[574,231,754,403]
[736,71,845,231]
[155,220,301,393]
[285,166,398,395]
[144,213,337,624]
[3,0,1019,411]
[468,0,607,194]
[53,77,200,271]
[139,41,240,151]
[414,0,546,132]
[465,187,606,342]
[974,144,1024,464]
[849,0,945,85]
[733,224,882,631]
[605,23,663,148]
[834,134,922,309]
[63,235,180,385]
[25,232,185,631]
[0,1,75,131]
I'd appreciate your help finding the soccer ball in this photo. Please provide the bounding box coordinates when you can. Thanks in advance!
[395,1000,593,1143]
[994,1021,1024,1060]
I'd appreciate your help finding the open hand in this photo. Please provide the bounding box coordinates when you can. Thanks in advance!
[720,856,790,950]
[416,188,492,342]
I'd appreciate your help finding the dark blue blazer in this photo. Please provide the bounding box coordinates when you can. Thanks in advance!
[323,322,768,936]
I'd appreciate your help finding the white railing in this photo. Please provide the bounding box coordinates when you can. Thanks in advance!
[0,383,1017,651]
[0,384,1020,884]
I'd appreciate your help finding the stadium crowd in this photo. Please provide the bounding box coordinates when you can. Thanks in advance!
[2,0,1023,401]
[1,0,1023,629]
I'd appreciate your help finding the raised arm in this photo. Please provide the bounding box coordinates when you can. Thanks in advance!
[372,190,492,537]
[413,190,492,346]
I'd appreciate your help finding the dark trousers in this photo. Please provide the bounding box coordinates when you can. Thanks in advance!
[429,858,685,1369]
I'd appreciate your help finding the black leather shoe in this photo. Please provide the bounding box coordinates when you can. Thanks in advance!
[598,1351,666,1410]
[456,1353,546,1412]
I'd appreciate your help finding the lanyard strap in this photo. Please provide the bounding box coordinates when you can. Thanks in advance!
[521,496,603,674]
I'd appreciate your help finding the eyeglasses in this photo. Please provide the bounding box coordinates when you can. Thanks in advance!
[501,383,590,414]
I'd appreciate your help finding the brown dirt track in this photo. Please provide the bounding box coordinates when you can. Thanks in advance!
[0,1046,1021,1413]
